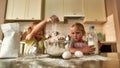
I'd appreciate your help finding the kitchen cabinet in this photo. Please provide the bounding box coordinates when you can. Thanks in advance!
[45,0,84,21]
[25,0,42,20]
[5,0,42,20]
[64,0,84,17]
[84,0,106,23]
[45,0,64,21]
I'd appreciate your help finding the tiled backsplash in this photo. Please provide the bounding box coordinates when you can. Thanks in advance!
[19,18,104,41]
[0,0,117,43]
[12,16,116,42]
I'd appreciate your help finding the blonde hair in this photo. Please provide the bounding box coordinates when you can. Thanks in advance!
[21,21,43,40]
[27,22,40,33]
[71,22,86,34]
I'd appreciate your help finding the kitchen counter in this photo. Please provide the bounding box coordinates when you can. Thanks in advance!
[0,52,120,68]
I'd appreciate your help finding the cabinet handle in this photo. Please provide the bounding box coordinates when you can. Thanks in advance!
[73,13,77,15]
[16,17,19,19]
[32,17,34,19]
[95,19,98,21]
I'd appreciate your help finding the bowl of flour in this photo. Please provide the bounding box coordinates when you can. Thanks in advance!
[44,40,66,57]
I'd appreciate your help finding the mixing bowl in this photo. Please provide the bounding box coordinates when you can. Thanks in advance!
[44,40,67,57]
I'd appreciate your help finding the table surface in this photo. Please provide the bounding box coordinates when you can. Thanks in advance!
[0,52,120,68]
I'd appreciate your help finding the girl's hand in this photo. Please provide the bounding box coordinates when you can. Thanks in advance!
[46,15,59,23]
[81,46,95,54]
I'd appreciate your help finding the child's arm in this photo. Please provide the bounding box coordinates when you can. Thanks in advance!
[26,15,59,40]
[69,46,81,54]
[69,45,95,54]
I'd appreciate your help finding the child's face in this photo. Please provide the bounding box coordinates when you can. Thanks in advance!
[32,24,44,41]
[35,30,44,41]
[70,27,84,42]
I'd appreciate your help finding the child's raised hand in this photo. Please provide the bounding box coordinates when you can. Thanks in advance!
[25,15,59,40]
[47,15,60,23]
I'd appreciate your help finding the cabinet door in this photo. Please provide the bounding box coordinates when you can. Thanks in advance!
[6,0,26,20]
[45,0,64,21]
[84,0,106,23]
[5,0,13,20]
[6,0,42,20]
[26,0,42,20]
[64,0,84,17]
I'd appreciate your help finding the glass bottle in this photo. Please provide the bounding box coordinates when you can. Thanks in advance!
[87,25,99,55]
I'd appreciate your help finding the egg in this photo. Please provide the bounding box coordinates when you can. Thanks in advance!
[74,51,83,57]
[62,51,71,59]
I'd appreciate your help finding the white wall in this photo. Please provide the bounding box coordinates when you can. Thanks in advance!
[103,14,116,42]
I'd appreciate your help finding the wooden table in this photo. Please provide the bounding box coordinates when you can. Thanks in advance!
[0,52,119,68]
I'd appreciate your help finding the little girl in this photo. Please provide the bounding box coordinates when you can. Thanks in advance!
[21,22,45,55]
[69,22,98,54]
[21,15,59,56]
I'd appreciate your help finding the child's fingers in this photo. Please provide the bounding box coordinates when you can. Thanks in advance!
[25,34,32,40]
[50,15,59,23]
